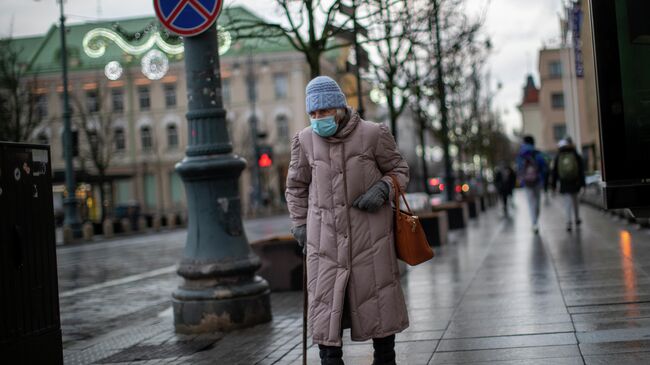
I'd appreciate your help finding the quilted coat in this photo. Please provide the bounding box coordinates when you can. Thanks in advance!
[285,108,410,347]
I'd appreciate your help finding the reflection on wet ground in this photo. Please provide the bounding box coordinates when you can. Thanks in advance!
[60,192,650,364]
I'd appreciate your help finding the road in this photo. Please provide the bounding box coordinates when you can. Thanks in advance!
[57,214,291,347]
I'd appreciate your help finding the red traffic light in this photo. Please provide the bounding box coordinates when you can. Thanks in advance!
[258,153,272,168]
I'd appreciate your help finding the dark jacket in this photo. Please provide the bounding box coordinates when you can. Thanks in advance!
[516,143,548,188]
[495,166,516,195]
[551,146,586,194]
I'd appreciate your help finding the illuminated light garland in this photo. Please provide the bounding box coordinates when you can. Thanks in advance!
[141,50,169,80]
[83,26,232,58]
[104,61,123,80]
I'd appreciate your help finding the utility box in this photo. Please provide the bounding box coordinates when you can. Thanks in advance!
[0,142,63,364]
[591,0,650,215]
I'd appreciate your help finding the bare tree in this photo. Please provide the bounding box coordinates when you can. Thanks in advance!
[71,82,116,222]
[424,0,483,200]
[361,0,420,142]
[225,1,401,78]
[0,38,44,142]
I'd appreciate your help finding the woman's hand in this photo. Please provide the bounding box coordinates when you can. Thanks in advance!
[291,225,307,255]
[352,180,390,213]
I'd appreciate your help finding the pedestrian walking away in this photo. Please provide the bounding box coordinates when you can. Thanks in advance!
[517,135,548,234]
[551,136,586,231]
[494,161,516,218]
[285,76,410,365]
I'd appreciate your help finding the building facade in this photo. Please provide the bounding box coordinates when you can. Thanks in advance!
[14,6,368,223]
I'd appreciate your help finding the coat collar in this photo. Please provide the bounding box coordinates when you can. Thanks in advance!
[322,107,360,143]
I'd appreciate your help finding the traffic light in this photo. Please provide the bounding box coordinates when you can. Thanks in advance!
[257,145,273,168]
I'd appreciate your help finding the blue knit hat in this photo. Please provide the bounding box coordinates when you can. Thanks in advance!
[305,76,347,114]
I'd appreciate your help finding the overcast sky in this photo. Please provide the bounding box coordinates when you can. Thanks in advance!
[0,0,564,135]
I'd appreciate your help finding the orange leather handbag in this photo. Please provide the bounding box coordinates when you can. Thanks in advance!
[388,175,434,266]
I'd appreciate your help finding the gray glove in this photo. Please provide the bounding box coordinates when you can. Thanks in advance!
[291,225,307,255]
[352,180,390,213]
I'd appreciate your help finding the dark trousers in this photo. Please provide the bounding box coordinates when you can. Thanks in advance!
[318,334,396,365]
[501,193,509,216]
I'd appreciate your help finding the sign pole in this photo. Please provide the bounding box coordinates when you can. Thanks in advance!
[155,0,271,333]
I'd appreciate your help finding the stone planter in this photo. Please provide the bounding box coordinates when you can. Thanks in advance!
[250,235,303,291]
[433,201,469,230]
[418,211,448,246]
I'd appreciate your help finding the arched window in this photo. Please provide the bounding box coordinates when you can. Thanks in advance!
[166,124,178,149]
[276,114,289,142]
[140,126,152,150]
[114,127,125,151]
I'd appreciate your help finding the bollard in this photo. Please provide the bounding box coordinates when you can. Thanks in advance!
[166,213,177,229]
[63,225,74,244]
[103,218,114,238]
[120,218,131,234]
[152,214,162,231]
[82,222,94,241]
[137,216,148,232]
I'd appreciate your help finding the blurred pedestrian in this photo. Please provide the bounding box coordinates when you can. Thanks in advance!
[517,135,548,234]
[551,137,586,231]
[285,76,410,365]
[494,161,516,217]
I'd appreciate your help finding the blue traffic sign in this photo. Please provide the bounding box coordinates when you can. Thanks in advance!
[154,0,223,36]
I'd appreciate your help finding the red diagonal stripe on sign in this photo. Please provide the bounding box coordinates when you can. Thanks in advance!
[166,0,191,22]
[188,0,212,20]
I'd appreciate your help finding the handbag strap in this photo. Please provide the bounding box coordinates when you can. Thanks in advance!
[388,175,413,216]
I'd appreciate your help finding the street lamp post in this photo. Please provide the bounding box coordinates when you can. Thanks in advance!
[58,0,82,239]
[172,24,271,333]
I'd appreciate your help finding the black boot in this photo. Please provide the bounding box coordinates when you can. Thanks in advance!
[372,335,396,365]
[319,344,344,365]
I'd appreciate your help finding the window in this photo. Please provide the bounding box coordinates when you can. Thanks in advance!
[276,114,289,142]
[112,88,124,112]
[273,73,288,99]
[35,94,48,118]
[115,180,132,204]
[114,127,125,151]
[553,124,567,142]
[164,83,177,108]
[166,124,179,148]
[140,125,152,150]
[549,61,562,78]
[87,130,99,148]
[170,172,184,204]
[144,174,157,209]
[222,78,231,104]
[86,89,99,113]
[138,86,150,110]
[551,93,565,109]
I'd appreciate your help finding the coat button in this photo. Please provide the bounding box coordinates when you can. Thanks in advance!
[344,234,348,239]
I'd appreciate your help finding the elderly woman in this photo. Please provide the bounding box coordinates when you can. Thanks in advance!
[285,76,410,365]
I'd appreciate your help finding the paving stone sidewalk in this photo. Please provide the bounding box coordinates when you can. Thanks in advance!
[62,192,650,364]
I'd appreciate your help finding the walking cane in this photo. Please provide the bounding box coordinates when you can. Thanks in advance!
[303,254,308,365]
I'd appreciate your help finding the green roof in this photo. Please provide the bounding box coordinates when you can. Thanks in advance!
[10,6,296,75]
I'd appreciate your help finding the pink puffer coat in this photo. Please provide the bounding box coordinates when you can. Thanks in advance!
[285,109,409,347]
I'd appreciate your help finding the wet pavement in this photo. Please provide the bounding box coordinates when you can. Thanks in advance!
[59,192,650,364]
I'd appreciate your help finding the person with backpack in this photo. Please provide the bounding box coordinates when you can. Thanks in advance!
[517,135,548,234]
[551,136,586,231]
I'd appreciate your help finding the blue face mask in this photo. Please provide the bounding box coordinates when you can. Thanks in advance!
[310,115,338,137]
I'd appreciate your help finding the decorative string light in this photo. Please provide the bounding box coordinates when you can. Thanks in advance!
[83,25,232,58]
[141,50,169,80]
[104,61,123,80]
